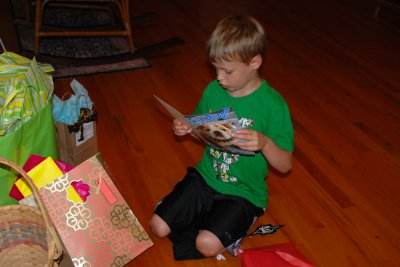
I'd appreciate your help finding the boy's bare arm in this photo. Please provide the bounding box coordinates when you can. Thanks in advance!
[232,129,292,173]
[260,137,292,174]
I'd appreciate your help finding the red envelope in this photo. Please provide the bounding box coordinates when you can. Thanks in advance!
[9,154,74,200]
[239,243,314,267]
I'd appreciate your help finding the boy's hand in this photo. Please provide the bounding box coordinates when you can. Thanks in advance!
[232,129,268,151]
[233,129,293,173]
[173,119,192,136]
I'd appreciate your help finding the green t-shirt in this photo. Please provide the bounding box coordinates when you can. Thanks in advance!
[195,80,294,208]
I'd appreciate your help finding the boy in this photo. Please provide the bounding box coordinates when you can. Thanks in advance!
[149,15,294,260]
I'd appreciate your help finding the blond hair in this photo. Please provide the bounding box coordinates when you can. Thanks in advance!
[206,15,266,64]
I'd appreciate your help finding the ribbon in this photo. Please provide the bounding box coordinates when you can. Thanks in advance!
[68,107,97,141]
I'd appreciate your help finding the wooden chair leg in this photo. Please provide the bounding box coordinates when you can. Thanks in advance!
[96,0,136,53]
[115,0,136,53]
[34,0,44,54]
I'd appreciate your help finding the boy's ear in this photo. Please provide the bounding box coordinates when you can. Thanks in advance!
[250,55,262,70]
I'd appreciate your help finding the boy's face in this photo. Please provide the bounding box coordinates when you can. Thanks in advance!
[212,56,261,97]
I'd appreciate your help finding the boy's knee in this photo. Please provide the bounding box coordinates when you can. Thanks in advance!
[195,230,225,257]
[149,214,170,238]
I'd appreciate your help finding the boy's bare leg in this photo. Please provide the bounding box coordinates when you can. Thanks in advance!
[196,230,226,257]
[149,214,171,238]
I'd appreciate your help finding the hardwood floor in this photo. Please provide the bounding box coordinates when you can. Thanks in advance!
[4,0,400,266]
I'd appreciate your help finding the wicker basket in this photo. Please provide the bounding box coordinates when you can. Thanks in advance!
[0,158,63,266]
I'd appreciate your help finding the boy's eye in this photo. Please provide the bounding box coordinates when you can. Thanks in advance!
[215,67,233,75]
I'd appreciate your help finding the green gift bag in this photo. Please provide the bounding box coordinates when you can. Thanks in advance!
[0,52,57,205]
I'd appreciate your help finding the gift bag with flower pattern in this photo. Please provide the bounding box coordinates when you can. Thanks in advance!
[39,153,153,267]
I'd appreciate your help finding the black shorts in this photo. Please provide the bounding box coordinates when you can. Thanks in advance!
[154,167,264,247]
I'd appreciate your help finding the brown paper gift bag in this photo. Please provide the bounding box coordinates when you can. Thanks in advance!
[56,120,97,166]
[53,79,97,166]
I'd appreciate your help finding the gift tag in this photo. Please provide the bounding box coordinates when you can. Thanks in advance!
[75,121,94,146]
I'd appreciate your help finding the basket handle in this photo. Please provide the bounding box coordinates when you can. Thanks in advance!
[0,157,63,264]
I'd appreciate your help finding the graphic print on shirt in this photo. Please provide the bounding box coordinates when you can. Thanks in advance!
[211,117,253,183]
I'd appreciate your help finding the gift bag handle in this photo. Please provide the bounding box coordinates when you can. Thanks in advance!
[61,92,91,109]
[0,157,63,264]
[61,92,92,121]
[61,92,73,101]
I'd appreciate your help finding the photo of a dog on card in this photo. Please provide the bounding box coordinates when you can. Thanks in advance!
[194,123,236,147]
